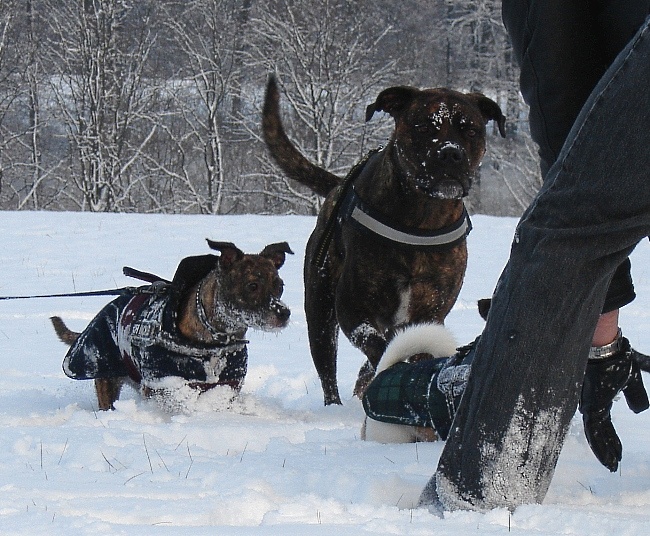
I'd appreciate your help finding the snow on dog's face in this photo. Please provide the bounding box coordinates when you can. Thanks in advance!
[204,241,294,333]
[365,86,506,200]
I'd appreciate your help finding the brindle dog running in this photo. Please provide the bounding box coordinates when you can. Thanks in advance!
[52,240,293,410]
[263,75,505,405]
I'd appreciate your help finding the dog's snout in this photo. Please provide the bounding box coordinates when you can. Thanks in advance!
[270,297,291,326]
[277,306,291,323]
[438,144,464,164]
[270,276,288,318]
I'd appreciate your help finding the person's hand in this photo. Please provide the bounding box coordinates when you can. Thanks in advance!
[579,338,649,472]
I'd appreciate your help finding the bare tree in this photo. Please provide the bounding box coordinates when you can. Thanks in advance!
[241,0,403,214]
[0,1,24,206]
[9,0,64,210]
[21,0,43,209]
[148,0,251,215]
[43,0,158,212]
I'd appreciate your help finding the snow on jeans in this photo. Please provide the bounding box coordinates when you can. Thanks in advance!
[422,16,650,512]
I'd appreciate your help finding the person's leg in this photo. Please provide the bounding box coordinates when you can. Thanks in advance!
[502,0,603,177]
[503,1,648,349]
[421,15,650,511]
[501,0,643,470]
[587,1,650,342]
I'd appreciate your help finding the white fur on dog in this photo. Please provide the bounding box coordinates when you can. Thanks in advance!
[365,322,457,444]
[375,323,457,373]
[363,419,422,443]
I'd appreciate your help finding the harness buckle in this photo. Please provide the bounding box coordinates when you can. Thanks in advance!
[139,281,170,295]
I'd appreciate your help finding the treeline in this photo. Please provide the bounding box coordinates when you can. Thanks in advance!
[0,0,541,216]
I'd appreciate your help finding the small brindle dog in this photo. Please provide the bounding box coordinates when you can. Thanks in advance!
[51,240,293,410]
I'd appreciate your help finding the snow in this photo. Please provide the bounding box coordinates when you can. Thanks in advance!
[1,210,650,535]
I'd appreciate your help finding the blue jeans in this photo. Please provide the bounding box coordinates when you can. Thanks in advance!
[422,15,650,511]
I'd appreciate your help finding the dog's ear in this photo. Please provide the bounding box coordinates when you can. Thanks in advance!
[260,242,294,269]
[467,93,507,138]
[206,240,244,269]
[365,86,420,122]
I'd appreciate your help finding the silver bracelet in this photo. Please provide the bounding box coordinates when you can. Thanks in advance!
[588,329,623,360]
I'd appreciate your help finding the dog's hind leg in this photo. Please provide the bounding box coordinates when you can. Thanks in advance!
[94,377,125,410]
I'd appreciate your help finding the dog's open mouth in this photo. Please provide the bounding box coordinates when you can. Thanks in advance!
[414,176,467,199]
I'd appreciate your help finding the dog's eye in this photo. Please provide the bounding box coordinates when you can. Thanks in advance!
[464,127,478,138]
[247,282,258,292]
[414,124,430,133]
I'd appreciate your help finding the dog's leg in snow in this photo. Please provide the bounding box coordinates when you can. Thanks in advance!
[304,260,343,405]
[349,322,387,398]
[94,378,125,411]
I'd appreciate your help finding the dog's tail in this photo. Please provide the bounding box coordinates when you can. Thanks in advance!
[262,75,341,198]
[50,316,80,346]
[376,323,458,374]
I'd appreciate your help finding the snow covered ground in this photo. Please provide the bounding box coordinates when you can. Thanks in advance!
[1,210,650,535]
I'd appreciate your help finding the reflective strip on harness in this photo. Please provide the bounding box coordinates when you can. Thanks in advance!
[350,205,471,247]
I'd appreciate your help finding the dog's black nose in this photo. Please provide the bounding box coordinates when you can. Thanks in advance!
[438,145,464,164]
[277,307,291,323]
[271,297,291,324]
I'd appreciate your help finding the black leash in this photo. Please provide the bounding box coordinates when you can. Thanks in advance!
[0,266,171,301]
[0,287,136,301]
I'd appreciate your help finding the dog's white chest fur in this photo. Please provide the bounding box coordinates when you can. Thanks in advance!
[393,288,412,326]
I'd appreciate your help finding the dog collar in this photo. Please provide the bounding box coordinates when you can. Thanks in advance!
[126,291,247,357]
[344,187,472,248]
[195,283,248,345]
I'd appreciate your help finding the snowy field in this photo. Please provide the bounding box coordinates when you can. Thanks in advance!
[2,210,650,535]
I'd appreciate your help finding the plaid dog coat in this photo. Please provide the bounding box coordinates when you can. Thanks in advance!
[362,338,477,439]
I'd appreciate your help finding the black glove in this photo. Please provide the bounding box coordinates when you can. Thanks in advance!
[579,337,649,472]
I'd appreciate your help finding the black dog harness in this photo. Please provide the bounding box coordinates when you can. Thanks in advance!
[314,149,472,268]
[340,187,472,248]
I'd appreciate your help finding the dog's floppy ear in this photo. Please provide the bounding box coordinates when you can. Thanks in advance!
[206,239,244,269]
[260,242,294,269]
[365,86,420,122]
[467,93,507,138]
